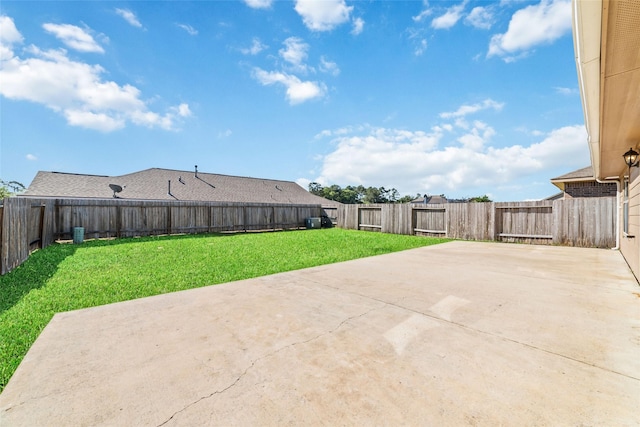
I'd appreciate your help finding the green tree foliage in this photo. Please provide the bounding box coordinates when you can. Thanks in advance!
[0,180,26,198]
[309,183,492,204]
[308,182,411,204]
[469,195,492,202]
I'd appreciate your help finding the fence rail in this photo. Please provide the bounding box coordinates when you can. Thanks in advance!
[1,196,617,275]
[337,198,616,248]
[0,197,326,275]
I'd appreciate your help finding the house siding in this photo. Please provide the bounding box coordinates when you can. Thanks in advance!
[620,169,640,281]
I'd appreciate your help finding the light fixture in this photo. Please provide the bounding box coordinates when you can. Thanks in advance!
[623,147,639,169]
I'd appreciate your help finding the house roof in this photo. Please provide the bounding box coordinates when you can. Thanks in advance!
[550,166,595,190]
[22,168,339,206]
[410,195,448,204]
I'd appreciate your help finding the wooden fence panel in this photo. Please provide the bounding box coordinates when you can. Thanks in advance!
[274,206,298,229]
[338,204,359,229]
[335,198,615,248]
[496,201,553,244]
[1,198,30,275]
[383,204,413,235]
[553,197,616,248]
[358,206,382,232]
[1,198,324,275]
[447,203,494,240]
[413,206,447,236]
[0,196,618,275]
[322,206,338,225]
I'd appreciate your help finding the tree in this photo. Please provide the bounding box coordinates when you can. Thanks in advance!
[308,182,412,204]
[308,182,323,196]
[0,180,26,198]
[469,195,492,203]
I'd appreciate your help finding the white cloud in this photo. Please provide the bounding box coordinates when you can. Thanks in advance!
[413,8,432,23]
[43,23,104,53]
[0,21,190,132]
[311,124,588,198]
[26,154,38,161]
[279,37,309,69]
[414,39,428,56]
[488,0,571,61]
[440,99,504,119]
[64,109,124,132]
[457,121,495,150]
[431,1,467,30]
[241,37,267,55]
[464,6,494,30]
[0,15,22,45]
[172,103,192,117]
[115,8,143,28]
[243,0,273,9]
[554,86,576,95]
[0,15,23,60]
[177,23,198,36]
[294,0,353,32]
[319,56,340,76]
[252,68,326,105]
[351,17,364,35]
[218,129,232,138]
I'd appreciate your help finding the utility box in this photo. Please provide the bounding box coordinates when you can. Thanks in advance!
[73,227,85,244]
[305,217,321,229]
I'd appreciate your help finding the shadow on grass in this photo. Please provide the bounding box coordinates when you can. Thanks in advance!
[0,233,240,316]
[0,244,79,316]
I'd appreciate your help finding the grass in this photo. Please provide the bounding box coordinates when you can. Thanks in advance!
[0,228,449,392]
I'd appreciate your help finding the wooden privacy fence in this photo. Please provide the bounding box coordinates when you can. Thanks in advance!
[337,198,617,248]
[0,197,325,275]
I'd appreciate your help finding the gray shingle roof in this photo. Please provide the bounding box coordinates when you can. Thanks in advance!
[550,166,594,191]
[550,166,594,182]
[410,195,448,204]
[22,168,339,206]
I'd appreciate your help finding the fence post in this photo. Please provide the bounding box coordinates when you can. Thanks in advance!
[38,204,45,248]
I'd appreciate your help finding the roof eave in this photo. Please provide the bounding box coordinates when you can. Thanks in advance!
[572,0,602,179]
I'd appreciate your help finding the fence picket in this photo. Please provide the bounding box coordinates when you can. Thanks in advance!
[0,198,325,275]
[336,198,616,248]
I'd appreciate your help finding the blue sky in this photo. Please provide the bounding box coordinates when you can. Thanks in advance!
[1,0,589,201]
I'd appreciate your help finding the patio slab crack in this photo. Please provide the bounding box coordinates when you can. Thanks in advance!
[156,304,384,427]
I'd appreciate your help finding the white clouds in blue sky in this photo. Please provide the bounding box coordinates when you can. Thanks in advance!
[176,23,198,36]
[294,0,353,32]
[0,0,587,201]
[240,38,268,55]
[243,0,273,10]
[115,8,143,28]
[488,0,572,61]
[0,16,190,132]
[42,23,105,53]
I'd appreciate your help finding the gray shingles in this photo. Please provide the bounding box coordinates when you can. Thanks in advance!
[550,166,594,182]
[22,168,339,206]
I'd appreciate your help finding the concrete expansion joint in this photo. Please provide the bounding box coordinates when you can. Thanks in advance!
[310,278,640,383]
[156,304,384,426]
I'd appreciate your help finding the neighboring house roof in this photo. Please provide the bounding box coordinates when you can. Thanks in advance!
[22,168,339,206]
[410,195,448,204]
[544,192,565,201]
[550,166,594,191]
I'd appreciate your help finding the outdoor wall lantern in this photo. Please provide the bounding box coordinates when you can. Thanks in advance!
[623,147,639,169]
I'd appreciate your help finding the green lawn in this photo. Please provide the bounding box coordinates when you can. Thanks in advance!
[0,228,449,391]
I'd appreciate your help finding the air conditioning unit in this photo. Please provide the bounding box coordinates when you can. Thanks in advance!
[305,217,321,229]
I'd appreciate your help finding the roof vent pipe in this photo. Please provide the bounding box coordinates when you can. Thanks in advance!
[168,179,171,196]
[195,165,198,178]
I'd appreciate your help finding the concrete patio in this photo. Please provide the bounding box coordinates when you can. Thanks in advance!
[0,240,638,426]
